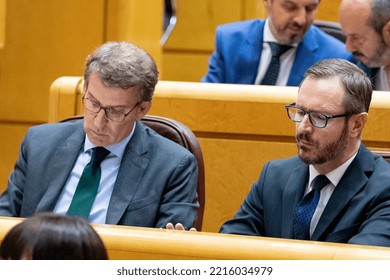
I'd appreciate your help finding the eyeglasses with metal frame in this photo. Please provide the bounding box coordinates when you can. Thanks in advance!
[82,95,140,122]
[285,102,352,128]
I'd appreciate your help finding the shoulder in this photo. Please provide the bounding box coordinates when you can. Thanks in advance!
[216,19,264,36]
[26,120,83,140]
[256,156,305,182]
[267,156,304,168]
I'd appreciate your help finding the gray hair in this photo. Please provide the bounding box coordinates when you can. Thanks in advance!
[84,41,159,101]
[301,58,372,113]
[368,0,390,35]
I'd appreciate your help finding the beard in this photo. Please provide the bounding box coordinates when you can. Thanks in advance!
[271,21,308,45]
[359,36,390,68]
[296,123,349,165]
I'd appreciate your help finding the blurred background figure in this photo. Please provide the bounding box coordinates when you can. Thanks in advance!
[339,0,390,91]
[202,0,350,86]
[0,213,108,260]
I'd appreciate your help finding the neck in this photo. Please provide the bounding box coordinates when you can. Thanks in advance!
[313,141,360,174]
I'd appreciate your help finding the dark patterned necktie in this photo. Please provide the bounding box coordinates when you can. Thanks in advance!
[67,146,110,219]
[261,42,292,85]
[293,175,330,240]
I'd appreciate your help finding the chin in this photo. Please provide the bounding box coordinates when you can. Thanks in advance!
[297,149,313,164]
[89,136,110,147]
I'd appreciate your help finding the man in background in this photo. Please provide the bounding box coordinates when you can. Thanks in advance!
[339,0,390,91]
[202,0,350,86]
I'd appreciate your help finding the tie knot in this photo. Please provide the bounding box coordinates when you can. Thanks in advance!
[91,147,110,165]
[268,42,292,57]
[311,175,330,191]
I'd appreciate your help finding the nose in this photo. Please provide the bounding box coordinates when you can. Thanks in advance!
[94,108,109,128]
[294,9,307,27]
[297,114,313,132]
[345,37,357,53]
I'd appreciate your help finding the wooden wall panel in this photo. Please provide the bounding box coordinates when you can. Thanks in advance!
[0,0,105,123]
[0,0,5,49]
[0,0,106,192]
[0,124,30,192]
[317,0,342,22]
[105,0,163,72]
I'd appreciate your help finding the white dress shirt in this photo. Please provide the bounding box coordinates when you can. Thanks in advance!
[254,18,298,86]
[54,122,136,223]
[374,66,390,91]
[307,152,358,237]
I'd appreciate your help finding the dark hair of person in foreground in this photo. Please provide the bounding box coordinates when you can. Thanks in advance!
[0,212,108,260]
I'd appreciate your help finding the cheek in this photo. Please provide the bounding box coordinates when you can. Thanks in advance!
[360,40,374,52]
[306,13,316,24]
[111,121,135,142]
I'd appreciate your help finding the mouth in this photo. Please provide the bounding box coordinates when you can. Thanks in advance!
[298,140,312,148]
[352,52,365,60]
[296,135,314,149]
[288,24,305,34]
[89,128,107,138]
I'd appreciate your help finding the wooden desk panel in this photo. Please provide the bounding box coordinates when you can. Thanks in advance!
[1,217,390,260]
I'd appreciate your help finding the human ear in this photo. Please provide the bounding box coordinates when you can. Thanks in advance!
[382,21,390,46]
[135,101,152,120]
[350,112,368,137]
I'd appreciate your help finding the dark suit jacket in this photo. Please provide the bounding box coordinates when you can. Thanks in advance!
[220,145,390,247]
[202,19,351,86]
[0,120,199,229]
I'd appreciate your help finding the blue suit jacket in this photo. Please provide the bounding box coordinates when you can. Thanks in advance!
[0,120,199,229]
[220,145,390,247]
[202,19,351,86]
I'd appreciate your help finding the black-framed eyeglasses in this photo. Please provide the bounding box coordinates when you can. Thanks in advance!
[82,96,140,122]
[285,102,352,128]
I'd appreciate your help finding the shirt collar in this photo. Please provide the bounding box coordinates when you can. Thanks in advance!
[308,151,358,189]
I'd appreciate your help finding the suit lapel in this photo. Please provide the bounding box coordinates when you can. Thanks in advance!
[311,145,373,240]
[288,27,319,86]
[236,21,264,84]
[36,122,85,211]
[105,122,149,224]
[281,162,309,238]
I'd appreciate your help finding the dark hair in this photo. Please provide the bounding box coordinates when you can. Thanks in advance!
[0,213,108,260]
[84,41,159,102]
[368,0,390,35]
[301,58,373,114]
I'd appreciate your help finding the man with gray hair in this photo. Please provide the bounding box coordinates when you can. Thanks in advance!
[339,0,390,90]
[0,41,199,229]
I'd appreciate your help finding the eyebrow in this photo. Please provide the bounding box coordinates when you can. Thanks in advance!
[85,91,129,110]
[295,104,329,114]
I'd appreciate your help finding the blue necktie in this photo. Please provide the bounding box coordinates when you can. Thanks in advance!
[261,42,292,85]
[293,175,330,240]
[67,147,110,219]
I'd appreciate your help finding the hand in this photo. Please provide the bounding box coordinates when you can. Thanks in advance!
[166,222,197,231]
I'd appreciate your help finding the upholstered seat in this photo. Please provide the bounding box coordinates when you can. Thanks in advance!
[372,150,390,164]
[60,114,205,230]
[314,20,346,43]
